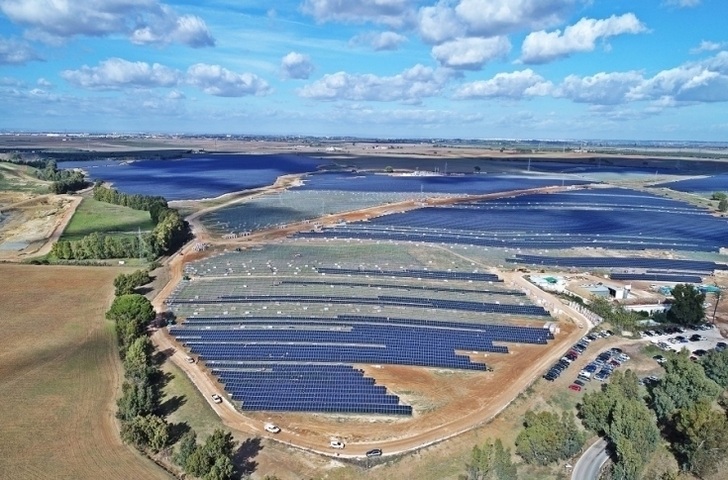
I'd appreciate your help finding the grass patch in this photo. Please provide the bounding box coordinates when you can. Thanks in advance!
[160,360,224,441]
[0,162,47,193]
[61,198,154,241]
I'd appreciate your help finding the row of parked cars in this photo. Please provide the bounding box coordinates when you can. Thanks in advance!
[543,331,607,382]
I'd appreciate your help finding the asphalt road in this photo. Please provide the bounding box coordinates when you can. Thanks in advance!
[572,438,610,480]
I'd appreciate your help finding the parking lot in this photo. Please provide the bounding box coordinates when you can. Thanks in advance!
[642,324,726,358]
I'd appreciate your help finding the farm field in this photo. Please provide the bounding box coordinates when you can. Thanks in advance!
[0,264,169,480]
[60,197,154,242]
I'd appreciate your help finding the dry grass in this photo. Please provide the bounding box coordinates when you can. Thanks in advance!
[0,264,169,480]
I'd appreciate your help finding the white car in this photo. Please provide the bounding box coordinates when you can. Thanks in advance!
[185,356,195,364]
[330,440,345,449]
[211,394,223,404]
[264,423,281,434]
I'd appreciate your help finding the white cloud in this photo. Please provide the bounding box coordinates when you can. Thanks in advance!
[298,64,453,103]
[690,40,727,54]
[61,58,182,89]
[0,36,41,64]
[455,69,553,99]
[0,0,214,47]
[431,36,510,70]
[281,52,315,80]
[186,63,271,97]
[556,71,644,105]
[36,78,53,88]
[417,2,464,44]
[167,90,185,100]
[662,0,701,7]
[521,14,647,64]
[301,0,415,27]
[350,31,408,51]
[630,54,728,103]
[454,0,579,37]
[131,7,214,48]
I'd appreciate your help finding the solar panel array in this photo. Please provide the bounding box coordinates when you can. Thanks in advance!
[506,254,727,274]
[297,187,728,252]
[609,273,703,283]
[171,314,554,414]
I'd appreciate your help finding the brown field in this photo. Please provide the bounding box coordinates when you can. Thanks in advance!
[0,264,169,480]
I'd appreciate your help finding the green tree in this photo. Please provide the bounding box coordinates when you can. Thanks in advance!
[711,192,727,201]
[652,351,722,422]
[700,348,728,387]
[120,414,169,452]
[184,429,238,480]
[673,400,728,478]
[464,438,517,480]
[515,410,585,465]
[719,198,728,212]
[667,284,705,326]
[123,336,154,384]
[173,429,198,468]
[106,294,155,353]
[117,380,156,421]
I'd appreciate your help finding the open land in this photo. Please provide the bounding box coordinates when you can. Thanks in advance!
[0,264,169,480]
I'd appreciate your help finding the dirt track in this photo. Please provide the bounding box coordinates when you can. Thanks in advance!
[150,182,597,458]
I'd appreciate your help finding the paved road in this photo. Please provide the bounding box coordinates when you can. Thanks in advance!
[572,438,610,480]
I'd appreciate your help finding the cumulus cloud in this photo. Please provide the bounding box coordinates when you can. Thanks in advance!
[556,71,645,105]
[454,0,579,37]
[61,58,182,89]
[630,53,728,103]
[521,14,647,64]
[281,52,315,80]
[298,64,453,103]
[301,0,414,28]
[131,7,215,48]
[186,63,271,97]
[0,36,41,64]
[690,40,727,54]
[455,69,553,99]
[417,2,464,45]
[431,36,510,70]
[0,0,214,47]
[350,31,408,51]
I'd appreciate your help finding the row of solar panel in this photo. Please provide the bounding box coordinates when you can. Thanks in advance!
[316,267,501,282]
[609,273,703,283]
[507,254,726,272]
[179,314,554,339]
[236,401,413,415]
[172,294,549,316]
[279,279,525,296]
[176,328,549,346]
[301,229,711,252]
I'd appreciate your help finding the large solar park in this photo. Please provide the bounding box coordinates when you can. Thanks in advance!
[168,173,728,421]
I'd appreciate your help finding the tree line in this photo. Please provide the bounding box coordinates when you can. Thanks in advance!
[5,156,89,193]
[106,272,239,480]
[51,185,190,260]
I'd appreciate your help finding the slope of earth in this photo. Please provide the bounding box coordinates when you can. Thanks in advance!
[0,264,169,480]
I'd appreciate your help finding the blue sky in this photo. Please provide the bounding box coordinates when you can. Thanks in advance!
[1,0,727,140]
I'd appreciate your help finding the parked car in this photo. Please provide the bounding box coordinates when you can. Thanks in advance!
[366,448,383,457]
[264,423,281,434]
[574,379,586,387]
[568,384,582,392]
[653,355,666,364]
[211,394,223,404]
[330,440,345,449]
[716,342,727,351]
[690,334,703,342]
[185,356,195,364]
